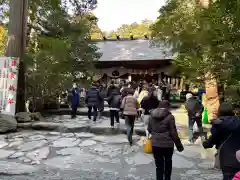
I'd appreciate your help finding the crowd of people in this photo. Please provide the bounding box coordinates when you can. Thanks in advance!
[70,80,240,180]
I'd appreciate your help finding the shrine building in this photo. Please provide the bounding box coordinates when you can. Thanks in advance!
[92,36,184,90]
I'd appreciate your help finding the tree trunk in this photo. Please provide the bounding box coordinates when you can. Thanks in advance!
[5,0,28,112]
[205,73,220,121]
[199,0,220,121]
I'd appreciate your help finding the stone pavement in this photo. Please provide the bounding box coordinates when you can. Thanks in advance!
[0,130,221,180]
[17,109,209,138]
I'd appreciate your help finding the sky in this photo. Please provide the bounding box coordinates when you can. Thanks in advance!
[93,0,166,32]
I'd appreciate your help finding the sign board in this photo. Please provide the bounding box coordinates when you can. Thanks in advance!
[0,57,19,115]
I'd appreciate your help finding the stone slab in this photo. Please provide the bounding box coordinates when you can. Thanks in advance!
[125,152,153,165]
[92,135,129,144]
[51,138,80,148]
[0,141,8,148]
[8,140,23,148]
[79,140,97,147]
[0,149,15,159]
[28,135,46,141]
[18,140,48,152]
[9,152,25,159]
[56,147,84,156]
[26,147,50,161]
[0,161,38,174]
[172,154,195,168]
[75,132,95,138]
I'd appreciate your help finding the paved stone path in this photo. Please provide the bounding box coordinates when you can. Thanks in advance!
[0,129,221,180]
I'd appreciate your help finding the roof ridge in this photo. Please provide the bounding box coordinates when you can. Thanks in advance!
[91,38,152,42]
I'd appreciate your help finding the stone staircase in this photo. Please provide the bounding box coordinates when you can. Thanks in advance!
[44,101,182,117]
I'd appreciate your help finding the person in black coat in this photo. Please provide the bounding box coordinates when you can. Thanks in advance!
[203,103,240,180]
[107,81,115,98]
[71,84,81,119]
[98,85,106,119]
[85,82,102,122]
[141,87,159,137]
[185,93,204,144]
[107,87,122,128]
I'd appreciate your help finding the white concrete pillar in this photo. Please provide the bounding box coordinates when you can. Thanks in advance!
[128,74,132,82]
[172,78,175,88]
[158,73,162,85]
[180,78,184,90]
[167,77,170,84]
[176,78,179,89]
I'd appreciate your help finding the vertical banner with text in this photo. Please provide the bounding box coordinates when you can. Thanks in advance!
[0,57,19,116]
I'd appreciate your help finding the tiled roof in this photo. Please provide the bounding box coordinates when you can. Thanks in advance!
[96,39,173,61]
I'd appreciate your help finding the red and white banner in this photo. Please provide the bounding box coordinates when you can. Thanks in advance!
[0,57,19,116]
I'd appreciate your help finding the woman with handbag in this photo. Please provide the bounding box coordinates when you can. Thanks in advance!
[148,100,184,180]
[203,103,240,180]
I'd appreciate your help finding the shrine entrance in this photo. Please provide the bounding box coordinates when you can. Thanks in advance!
[131,74,158,83]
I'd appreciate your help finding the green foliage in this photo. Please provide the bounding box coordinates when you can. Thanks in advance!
[3,0,101,99]
[106,19,153,39]
[151,0,240,105]
[25,1,101,97]
[0,25,7,55]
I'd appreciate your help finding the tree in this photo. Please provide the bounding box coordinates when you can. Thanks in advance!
[25,1,101,97]
[2,0,101,111]
[5,0,28,112]
[107,20,153,39]
[0,25,7,55]
[151,0,240,118]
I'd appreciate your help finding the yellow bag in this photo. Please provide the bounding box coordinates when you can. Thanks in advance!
[143,137,152,154]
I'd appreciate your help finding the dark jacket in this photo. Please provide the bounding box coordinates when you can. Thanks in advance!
[185,97,203,119]
[85,86,102,106]
[71,88,80,106]
[98,89,106,111]
[148,108,183,149]
[141,95,159,115]
[107,90,122,109]
[203,116,240,169]
[120,86,129,98]
[107,85,115,97]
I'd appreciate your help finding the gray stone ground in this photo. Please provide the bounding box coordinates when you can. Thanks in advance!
[0,116,222,180]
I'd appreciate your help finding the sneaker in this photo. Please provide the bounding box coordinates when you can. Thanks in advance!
[111,126,114,129]
[116,123,120,128]
[129,141,133,146]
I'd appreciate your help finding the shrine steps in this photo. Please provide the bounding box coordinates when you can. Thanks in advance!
[45,102,182,117]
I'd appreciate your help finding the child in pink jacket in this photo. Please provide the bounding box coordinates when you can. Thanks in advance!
[233,150,240,180]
